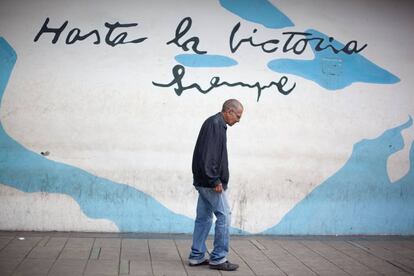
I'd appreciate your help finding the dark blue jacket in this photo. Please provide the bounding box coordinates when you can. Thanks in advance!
[192,113,229,190]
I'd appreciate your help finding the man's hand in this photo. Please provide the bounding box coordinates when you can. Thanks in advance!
[215,183,223,193]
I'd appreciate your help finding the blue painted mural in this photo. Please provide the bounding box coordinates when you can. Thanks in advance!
[264,117,414,235]
[268,29,400,90]
[0,37,246,234]
[175,54,237,68]
[158,1,400,100]
[0,37,194,233]
[1,0,411,235]
[219,0,294,29]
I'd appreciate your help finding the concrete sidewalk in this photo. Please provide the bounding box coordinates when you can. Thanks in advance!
[0,231,413,276]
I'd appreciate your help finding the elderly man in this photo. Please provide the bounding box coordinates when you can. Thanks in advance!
[188,99,243,271]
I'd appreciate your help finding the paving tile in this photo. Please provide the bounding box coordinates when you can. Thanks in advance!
[26,238,66,260]
[0,232,16,237]
[95,238,121,248]
[73,232,120,238]
[90,238,120,261]
[250,238,266,250]
[174,239,220,276]
[13,258,55,276]
[231,239,285,275]
[45,237,68,248]
[350,240,414,274]
[220,247,255,276]
[37,236,50,247]
[59,247,92,260]
[173,239,192,260]
[148,239,182,261]
[84,259,119,275]
[398,240,414,251]
[0,237,13,250]
[99,246,120,260]
[0,245,33,259]
[0,257,23,275]
[128,259,153,276]
[121,239,151,261]
[89,247,101,259]
[184,266,222,276]
[8,236,42,248]
[149,239,187,275]
[119,259,129,274]
[0,231,413,276]
[65,237,94,248]
[14,232,46,238]
[122,248,151,262]
[27,246,61,259]
[276,240,349,276]
[58,237,93,261]
[48,231,73,238]
[48,258,87,276]
[327,240,411,276]
[301,240,378,275]
[374,240,414,261]
[258,239,317,275]
[152,260,187,276]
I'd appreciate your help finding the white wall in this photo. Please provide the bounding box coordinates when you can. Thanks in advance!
[0,0,413,234]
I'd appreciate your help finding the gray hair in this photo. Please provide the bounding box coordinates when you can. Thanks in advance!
[222,99,243,112]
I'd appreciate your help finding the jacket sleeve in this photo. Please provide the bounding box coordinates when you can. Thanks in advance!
[202,121,224,187]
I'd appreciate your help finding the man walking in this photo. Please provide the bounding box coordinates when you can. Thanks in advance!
[188,99,243,271]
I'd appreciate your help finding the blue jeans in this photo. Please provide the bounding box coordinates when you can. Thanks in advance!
[188,187,231,265]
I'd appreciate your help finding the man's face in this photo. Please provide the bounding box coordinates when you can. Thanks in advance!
[224,107,243,126]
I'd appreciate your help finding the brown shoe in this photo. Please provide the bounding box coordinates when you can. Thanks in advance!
[209,261,239,271]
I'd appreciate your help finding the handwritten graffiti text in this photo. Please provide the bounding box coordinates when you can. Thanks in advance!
[152,64,296,101]
[34,18,147,47]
